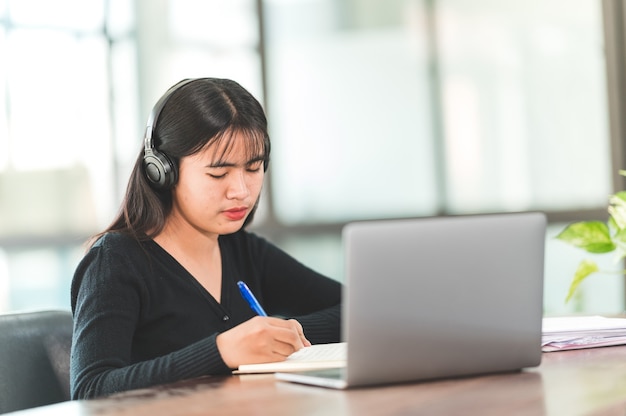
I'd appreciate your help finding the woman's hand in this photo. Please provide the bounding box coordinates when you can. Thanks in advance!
[216,316,311,368]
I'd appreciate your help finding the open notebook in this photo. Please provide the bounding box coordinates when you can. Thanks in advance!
[234,342,346,374]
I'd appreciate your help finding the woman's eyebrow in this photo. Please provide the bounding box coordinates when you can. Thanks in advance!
[206,161,235,168]
[206,156,264,168]
[245,155,265,165]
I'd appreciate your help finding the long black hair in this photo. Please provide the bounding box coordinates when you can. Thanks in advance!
[93,78,270,245]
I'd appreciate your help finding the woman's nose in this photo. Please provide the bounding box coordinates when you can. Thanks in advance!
[226,170,250,199]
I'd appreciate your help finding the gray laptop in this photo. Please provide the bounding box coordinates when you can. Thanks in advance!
[276,212,546,389]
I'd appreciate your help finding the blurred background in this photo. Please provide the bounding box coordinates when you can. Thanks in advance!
[0,0,624,315]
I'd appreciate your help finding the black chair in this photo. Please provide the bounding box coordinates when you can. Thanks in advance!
[0,310,73,414]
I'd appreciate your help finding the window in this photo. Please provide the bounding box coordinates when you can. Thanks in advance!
[0,0,136,311]
[0,0,621,316]
[261,0,618,315]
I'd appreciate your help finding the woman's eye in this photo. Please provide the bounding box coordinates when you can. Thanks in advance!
[247,162,263,173]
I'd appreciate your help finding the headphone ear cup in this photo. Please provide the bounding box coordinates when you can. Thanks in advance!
[142,79,196,190]
[143,149,178,189]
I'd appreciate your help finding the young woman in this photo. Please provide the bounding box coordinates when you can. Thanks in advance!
[70,78,342,400]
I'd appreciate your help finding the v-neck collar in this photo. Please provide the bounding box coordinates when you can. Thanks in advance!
[145,238,233,310]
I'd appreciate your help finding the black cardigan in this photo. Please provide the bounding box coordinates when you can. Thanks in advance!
[70,230,342,399]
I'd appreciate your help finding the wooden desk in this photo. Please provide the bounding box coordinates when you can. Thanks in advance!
[8,346,626,416]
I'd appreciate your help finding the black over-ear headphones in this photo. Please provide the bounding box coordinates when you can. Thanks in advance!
[143,78,198,189]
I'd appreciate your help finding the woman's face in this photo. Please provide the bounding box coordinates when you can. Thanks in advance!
[168,132,265,238]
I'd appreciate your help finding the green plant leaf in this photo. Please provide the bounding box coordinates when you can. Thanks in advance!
[613,190,626,201]
[555,221,616,253]
[609,192,626,230]
[565,259,599,303]
[613,228,626,254]
[609,215,618,231]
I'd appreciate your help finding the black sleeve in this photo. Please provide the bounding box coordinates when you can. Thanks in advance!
[70,238,229,400]
[242,233,343,344]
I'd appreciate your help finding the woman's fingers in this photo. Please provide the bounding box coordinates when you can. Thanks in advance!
[286,318,311,347]
[266,317,311,349]
[216,317,310,368]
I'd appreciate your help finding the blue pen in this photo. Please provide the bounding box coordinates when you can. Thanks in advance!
[237,281,268,317]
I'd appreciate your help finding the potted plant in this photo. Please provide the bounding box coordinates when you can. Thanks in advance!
[556,170,626,302]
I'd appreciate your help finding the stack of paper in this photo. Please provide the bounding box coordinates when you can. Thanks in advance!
[542,316,626,352]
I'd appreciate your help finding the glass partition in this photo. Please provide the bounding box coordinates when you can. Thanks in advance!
[0,0,620,315]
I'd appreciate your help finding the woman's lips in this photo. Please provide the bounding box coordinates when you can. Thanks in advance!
[223,207,248,221]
